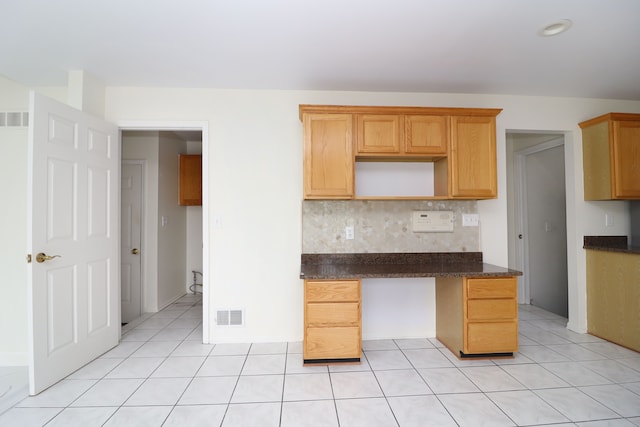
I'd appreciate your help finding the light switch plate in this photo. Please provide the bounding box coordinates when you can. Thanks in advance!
[412,211,454,232]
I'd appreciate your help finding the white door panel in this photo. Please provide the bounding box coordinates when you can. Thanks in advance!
[121,162,143,323]
[28,92,120,395]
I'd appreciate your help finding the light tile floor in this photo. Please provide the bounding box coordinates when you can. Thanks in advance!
[2,295,640,426]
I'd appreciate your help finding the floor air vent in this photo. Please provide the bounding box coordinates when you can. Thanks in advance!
[216,309,244,326]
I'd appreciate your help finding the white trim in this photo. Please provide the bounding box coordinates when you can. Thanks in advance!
[116,120,210,344]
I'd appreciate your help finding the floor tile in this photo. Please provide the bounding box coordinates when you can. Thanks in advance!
[487,390,570,425]
[285,353,328,374]
[0,407,61,427]
[170,340,214,357]
[149,328,193,341]
[547,343,609,361]
[328,356,371,373]
[499,363,569,389]
[249,342,288,354]
[579,384,640,417]
[67,357,123,379]
[534,387,620,422]
[45,407,117,427]
[151,356,205,378]
[541,361,613,386]
[104,356,164,379]
[100,341,144,358]
[362,339,398,351]
[130,340,180,357]
[402,348,455,369]
[178,376,237,405]
[393,338,434,350]
[460,366,525,392]
[135,317,175,329]
[120,329,158,342]
[438,392,515,427]
[222,402,280,427]
[230,375,284,403]
[330,371,383,399]
[167,318,201,329]
[387,395,457,427]
[16,379,96,408]
[283,373,333,401]
[164,404,227,427]
[210,343,251,356]
[103,405,173,427]
[198,355,246,376]
[364,350,412,370]
[335,397,398,427]
[580,342,640,360]
[124,377,191,406]
[241,354,286,375]
[417,367,479,394]
[518,345,571,363]
[579,360,640,383]
[281,400,339,427]
[374,369,432,396]
[71,378,144,407]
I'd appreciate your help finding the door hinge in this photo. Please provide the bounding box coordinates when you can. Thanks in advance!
[26,254,32,263]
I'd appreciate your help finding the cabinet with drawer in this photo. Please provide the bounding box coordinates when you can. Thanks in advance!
[436,276,518,357]
[304,279,361,363]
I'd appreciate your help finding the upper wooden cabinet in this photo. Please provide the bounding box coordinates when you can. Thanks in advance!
[303,113,354,199]
[300,105,501,200]
[580,113,640,200]
[179,154,202,206]
[355,114,448,157]
[447,116,497,198]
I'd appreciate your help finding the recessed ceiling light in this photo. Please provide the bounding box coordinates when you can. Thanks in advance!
[538,19,573,37]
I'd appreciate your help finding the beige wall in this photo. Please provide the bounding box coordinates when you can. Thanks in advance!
[105,87,640,342]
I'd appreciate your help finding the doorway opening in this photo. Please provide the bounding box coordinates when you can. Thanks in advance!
[507,132,569,318]
[119,125,208,342]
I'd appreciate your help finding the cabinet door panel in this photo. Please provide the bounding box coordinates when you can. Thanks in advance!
[450,116,497,198]
[303,114,353,198]
[467,299,516,320]
[405,115,448,155]
[466,277,516,299]
[306,280,360,302]
[305,327,361,359]
[179,155,202,206]
[612,120,640,198]
[356,114,402,154]
[465,322,518,353]
[306,303,360,326]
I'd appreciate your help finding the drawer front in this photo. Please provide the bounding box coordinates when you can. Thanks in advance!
[305,326,361,359]
[467,277,516,299]
[467,299,516,321]
[306,302,360,327]
[306,280,360,302]
[465,321,518,353]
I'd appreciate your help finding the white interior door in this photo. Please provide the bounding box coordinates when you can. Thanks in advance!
[27,92,120,395]
[121,162,143,323]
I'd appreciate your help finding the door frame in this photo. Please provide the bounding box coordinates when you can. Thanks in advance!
[118,121,209,343]
[121,159,145,323]
[513,137,566,304]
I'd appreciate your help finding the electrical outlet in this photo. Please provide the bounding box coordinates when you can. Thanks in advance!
[345,226,354,240]
[605,214,614,227]
[462,214,479,227]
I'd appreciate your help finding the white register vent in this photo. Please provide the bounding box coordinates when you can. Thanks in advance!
[412,211,454,232]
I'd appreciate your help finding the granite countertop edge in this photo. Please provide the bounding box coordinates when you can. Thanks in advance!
[299,252,522,280]
[583,236,640,255]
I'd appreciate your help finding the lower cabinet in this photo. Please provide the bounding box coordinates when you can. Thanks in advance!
[304,279,361,363]
[436,276,518,357]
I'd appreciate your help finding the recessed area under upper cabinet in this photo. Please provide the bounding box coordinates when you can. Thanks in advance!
[300,105,502,200]
[580,112,640,200]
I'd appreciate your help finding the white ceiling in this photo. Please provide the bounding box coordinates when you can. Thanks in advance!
[3,0,640,100]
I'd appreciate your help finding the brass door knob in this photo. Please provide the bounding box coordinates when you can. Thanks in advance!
[131,248,139,255]
[36,252,61,263]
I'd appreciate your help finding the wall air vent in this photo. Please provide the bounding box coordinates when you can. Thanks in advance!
[216,309,244,326]
[0,111,29,128]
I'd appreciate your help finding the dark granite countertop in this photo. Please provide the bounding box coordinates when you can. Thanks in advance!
[583,236,640,255]
[300,252,522,280]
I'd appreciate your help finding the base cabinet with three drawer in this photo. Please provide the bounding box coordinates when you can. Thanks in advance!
[436,276,518,357]
[303,279,361,363]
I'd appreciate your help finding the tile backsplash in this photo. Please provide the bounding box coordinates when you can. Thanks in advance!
[302,200,480,253]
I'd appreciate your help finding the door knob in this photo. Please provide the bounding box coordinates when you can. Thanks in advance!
[131,248,139,255]
[36,252,61,263]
